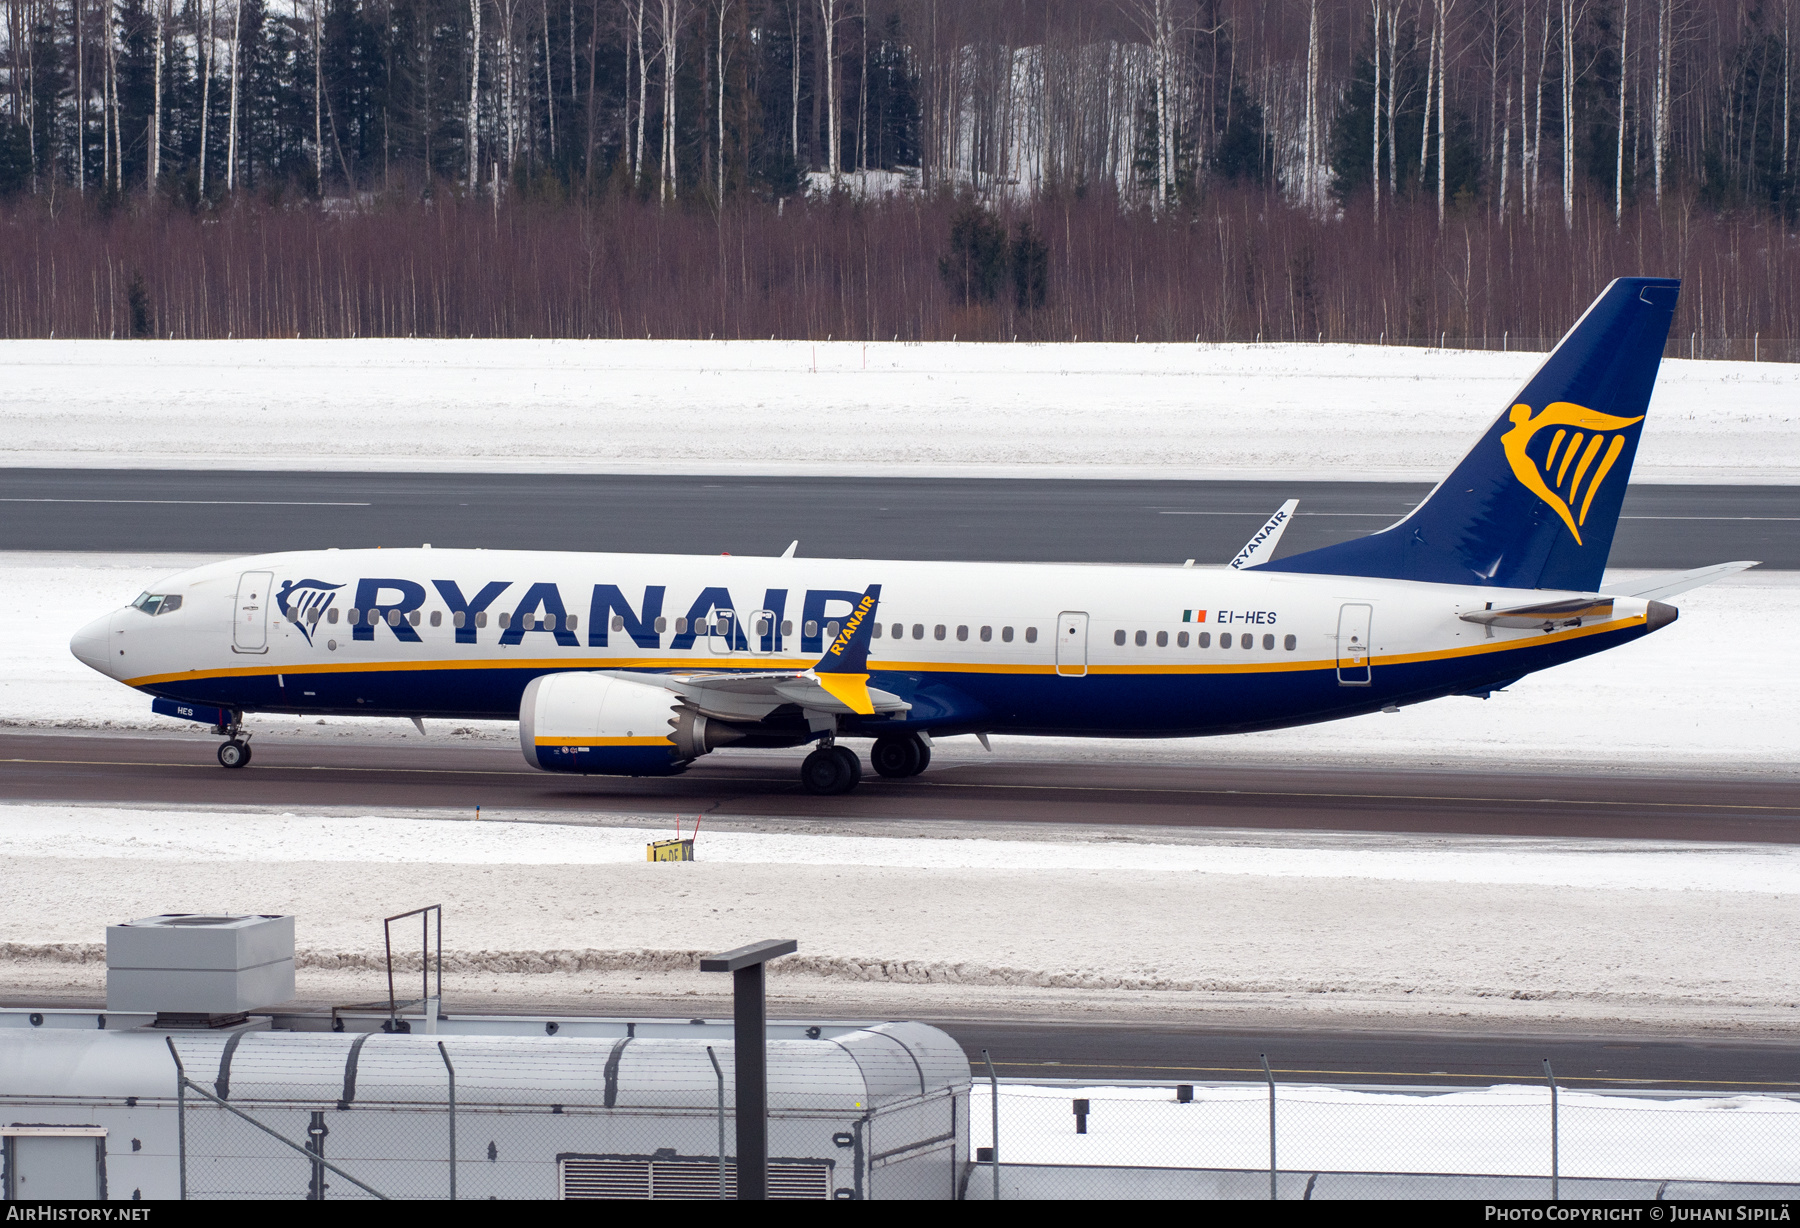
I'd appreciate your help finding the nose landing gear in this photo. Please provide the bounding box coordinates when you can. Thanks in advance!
[215,720,253,769]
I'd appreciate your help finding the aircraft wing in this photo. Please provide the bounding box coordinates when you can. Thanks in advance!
[596,583,907,720]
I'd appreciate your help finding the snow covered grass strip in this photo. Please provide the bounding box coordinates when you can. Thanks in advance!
[0,339,1794,481]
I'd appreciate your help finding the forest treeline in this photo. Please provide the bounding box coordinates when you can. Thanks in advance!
[2,0,1799,344]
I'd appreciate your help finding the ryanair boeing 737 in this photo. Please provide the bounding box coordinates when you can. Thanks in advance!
[68,278,1756,795]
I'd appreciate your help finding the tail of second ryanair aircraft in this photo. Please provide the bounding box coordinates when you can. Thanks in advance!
[1265,277,1680,592]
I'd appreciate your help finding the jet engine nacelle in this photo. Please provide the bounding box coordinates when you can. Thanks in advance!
[519,672,737,776]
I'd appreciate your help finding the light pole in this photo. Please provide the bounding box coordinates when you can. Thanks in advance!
[700,938,798,1200]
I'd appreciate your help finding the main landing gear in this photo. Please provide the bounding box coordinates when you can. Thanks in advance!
[870,732,931,779]
[800,743,862,796]
[802,732,932,795]
[215,721,252,769]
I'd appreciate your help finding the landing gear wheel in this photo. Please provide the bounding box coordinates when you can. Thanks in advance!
[871,733,930,778]
[830,745,863,789]
[800,747,858,795]
[217,739,252,769]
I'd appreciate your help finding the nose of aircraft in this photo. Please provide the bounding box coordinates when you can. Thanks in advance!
[70,611,118,677]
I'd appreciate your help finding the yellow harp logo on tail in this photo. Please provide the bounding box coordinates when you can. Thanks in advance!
[1500,402,1645,545]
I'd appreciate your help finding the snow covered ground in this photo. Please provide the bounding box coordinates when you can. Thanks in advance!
[6,803,1800,1030]
[8,552,1795,774]
[1,338,1795,482]
[978,1084,1800,1182]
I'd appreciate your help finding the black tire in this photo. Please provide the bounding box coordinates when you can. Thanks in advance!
[830,745,863,790]
[871,735,921,779]
[871,733,930,778]
[800,748,849,795]
[218,740,251,769]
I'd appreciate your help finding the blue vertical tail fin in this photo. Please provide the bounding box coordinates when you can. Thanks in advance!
[1263,277,1680,592]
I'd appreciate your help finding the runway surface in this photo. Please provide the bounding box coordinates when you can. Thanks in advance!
[936,1020,1800,1091]
[3,469,1796,567]
[5,733,1796,842]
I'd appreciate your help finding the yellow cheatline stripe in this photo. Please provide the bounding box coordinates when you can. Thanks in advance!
[123,615,1647,689]
[534,736,671,747]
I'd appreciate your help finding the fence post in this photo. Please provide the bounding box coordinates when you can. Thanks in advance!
[982,1050,1000,1202]
[164,1037,187,1201]
[1261,1053,1276,1201]
[1755,333,1759,361]
[1544,1059,1559,1201]
[438,1042,456,1201]
[707,1046,727,1200]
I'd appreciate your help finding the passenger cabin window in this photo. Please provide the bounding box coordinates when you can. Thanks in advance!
[872,623,883,638]
[1198,632,1210,648]
[1002,626,1014,642]
[387,610,401,627]
[612,615,625,632]
[1024,627,1038,643]
[675,617,688,633]
[655,617,669,633]
[1156,631,1168,647]
[430,610,442,628]
[890,623,902,639]
[1114,630,1126,646]
[1242,635,1254,651]
[497,612,511,629]
[476,611,488,628]
[957,626,969,641]
[826,621,840,639]
[307,609,321,625]
[408,610,421,627]
[452,611,464,628]
[804,620,818,637]
[1134,630,1147,647]
[912,624,924,640]
[545,614,558,631]
[1219,633,1231,648]
[566,615,578,631]
[1284,634,1297,651]
[347,608,360,624]
[1177,631,1188,647]
[328,608,340,625]
[1262,633,1274,650]
[755,618,770,636]
[934,625,946,640]
[980,626,992,642]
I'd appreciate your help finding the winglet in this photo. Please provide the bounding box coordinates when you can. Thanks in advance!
[1230,499,1299,569]
[809,585,882,714]
[815,585,881,674]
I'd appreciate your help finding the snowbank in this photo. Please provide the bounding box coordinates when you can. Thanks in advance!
[5,803,1800,1028]
[0,338,1794,481]
[8,552,1795,774]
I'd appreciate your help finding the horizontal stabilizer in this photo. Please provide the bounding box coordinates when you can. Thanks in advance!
[1459,597,1615,630]
[1230,500,1299,569]
[1618,560,1760,601]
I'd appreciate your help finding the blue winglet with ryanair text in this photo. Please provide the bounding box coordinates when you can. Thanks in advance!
[812,584,881,714]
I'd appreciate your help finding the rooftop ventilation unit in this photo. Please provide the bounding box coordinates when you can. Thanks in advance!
[105,914,295,1026]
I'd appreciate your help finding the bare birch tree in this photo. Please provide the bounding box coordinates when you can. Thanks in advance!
[818,0,839,181]
[1372,0,1383,222]
[226,0,241,191]
[469,0,483,190]
[658,0,681,200]
[151,0,165,190]
[198,0,214,196]
[1614,0,1627,222]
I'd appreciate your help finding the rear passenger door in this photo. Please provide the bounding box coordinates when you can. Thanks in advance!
[1055,612,1089,677]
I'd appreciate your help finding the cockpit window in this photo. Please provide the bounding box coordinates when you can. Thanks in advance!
[130,592,182,616]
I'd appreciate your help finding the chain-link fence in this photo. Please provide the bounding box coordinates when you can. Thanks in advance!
[164,1025,966,1201]
[965,1077,1800,1200]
